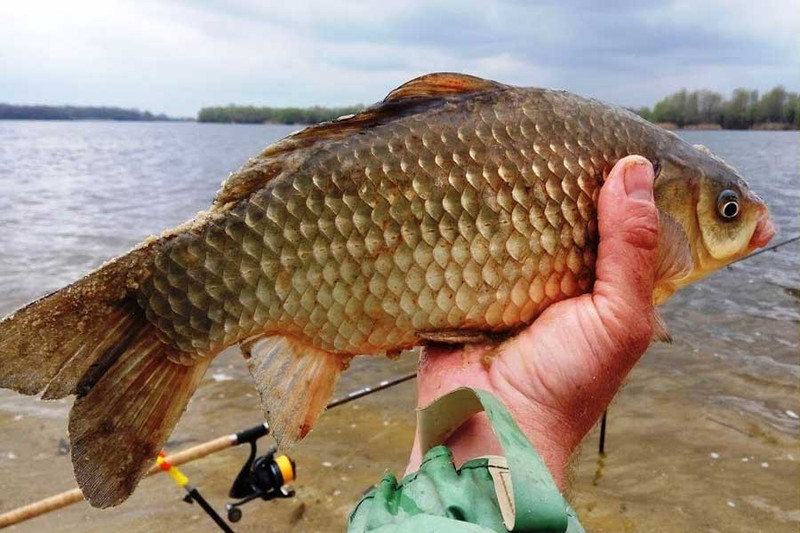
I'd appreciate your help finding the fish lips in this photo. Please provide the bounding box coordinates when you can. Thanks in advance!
[749,210,777,249]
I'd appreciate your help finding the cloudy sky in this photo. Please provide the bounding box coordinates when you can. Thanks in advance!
[1,0,798,117]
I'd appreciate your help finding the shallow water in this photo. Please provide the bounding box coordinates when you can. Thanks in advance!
[0,122,797,532]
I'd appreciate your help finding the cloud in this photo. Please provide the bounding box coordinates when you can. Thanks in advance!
[0,0,797,115]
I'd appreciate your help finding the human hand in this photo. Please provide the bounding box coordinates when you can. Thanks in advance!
[406,155,660,489]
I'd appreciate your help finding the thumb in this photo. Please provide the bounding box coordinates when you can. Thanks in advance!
[591,155,659,355]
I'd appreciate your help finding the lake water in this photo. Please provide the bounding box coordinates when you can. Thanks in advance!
[0,121,797,532]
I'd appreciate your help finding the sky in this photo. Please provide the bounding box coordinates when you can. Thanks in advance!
[1,0,798,117]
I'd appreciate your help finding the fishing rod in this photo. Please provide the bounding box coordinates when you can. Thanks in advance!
[327,372,418,409]
[0,373,418,529]
[0,425,271,529]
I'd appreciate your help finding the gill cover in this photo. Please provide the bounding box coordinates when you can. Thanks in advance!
[690,144,763,261]
[696,182,753,260]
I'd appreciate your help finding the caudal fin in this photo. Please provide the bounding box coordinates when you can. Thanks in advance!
[0,243,156,397]
[0,242,212,507]
[70,315,211,507]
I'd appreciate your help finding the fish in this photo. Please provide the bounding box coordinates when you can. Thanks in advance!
[0,73,776,507]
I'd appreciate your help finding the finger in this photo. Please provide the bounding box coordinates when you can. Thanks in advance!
[591,155,659,355]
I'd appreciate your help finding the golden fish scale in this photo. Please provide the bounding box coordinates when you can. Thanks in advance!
[139,89,655,357]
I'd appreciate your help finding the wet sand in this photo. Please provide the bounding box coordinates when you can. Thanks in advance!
[1,310,797,533]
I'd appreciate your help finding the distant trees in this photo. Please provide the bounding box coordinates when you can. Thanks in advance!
[0,104,172,121]
[5,88,797,129]
[197,105,364,125]
[635,86,799,129]
[205,87,800,129]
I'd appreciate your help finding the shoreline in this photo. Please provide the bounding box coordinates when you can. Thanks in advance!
[1,117,797,131]
[0,118,193,123]
[655,121,797,131]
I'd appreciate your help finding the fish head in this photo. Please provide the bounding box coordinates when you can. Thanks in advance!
[654,143,776,291]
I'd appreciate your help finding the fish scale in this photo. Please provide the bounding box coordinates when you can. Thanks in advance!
[138,88,653,360]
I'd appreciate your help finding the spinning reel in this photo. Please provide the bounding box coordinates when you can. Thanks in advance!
[165,424,296,531]
[225,432,296,523]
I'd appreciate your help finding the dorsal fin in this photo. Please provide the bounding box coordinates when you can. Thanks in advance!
[384,72,505,102]
[213,73,505,208]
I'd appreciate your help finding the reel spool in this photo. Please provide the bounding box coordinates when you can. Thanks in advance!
[226,441,296,523]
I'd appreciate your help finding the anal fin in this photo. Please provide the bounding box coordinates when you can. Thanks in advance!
[241,335,346,447]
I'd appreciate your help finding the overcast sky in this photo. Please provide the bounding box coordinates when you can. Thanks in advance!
[1,0,798,117]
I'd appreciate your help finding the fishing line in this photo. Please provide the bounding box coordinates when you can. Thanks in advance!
[597,234,798,456]
[727,234,800,266]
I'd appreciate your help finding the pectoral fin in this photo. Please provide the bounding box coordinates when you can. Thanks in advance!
[654,210,694,305]
[652,310,672,344]
[241,335,346,447]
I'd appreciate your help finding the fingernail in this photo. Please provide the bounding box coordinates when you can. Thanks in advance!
[623,161,654,202]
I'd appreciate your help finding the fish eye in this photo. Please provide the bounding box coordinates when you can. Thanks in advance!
[716,189,740,220]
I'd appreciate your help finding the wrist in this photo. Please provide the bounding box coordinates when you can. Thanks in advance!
[511,411,578,490]
[408,346,590,488]
[406,391,581,490]
[444,403,578,491]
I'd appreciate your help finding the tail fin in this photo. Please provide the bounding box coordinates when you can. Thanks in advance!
[70,317,211,507]
[0,243,212,507]
[0,243,156,397]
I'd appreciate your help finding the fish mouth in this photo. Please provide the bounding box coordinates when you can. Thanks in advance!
[749,210,776,249]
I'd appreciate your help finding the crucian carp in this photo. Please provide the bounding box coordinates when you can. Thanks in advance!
[0,73,775,507]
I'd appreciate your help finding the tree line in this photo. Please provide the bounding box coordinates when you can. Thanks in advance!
[4,86,797,129]
[0,104,173,121]
[635,86,799,129]
[197,105,364,125]
[200,86,798,129]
